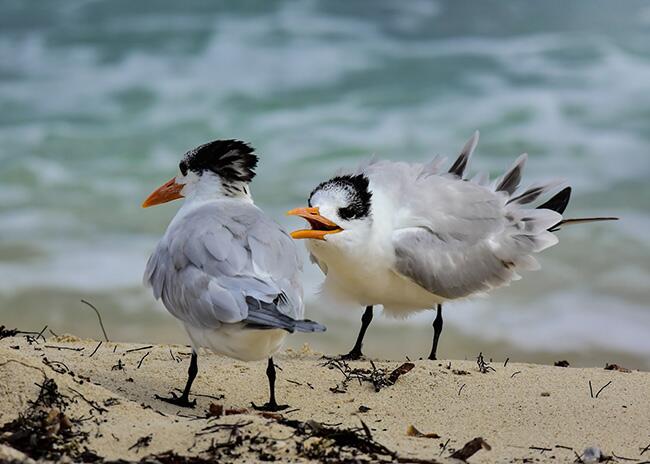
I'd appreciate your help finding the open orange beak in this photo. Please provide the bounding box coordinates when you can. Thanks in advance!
[142,178,184,208]
[286,207,343,240]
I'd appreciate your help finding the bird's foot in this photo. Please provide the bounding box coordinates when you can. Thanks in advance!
[251,401,289,412]
[154,392,197,408]
[338,349,364,361]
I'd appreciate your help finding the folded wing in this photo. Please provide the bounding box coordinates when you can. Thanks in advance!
[144,201,305,330]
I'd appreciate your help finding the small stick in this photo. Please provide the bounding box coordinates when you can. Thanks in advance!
[530,446,552,452]
[595,381,612,398]
[81,299,109,341]
[68,386,108,413]
[511,371,521,378]
[137,351,150,369]
[458,384,466,396]
[36,325,48,342]
[640,443,650,455]
[169,349,180,362]
[45,345,84,352]
[89,341,102,358]
[42,358,70,374]
[359,418,372,440]
[439,438,450,456]
[589,380,594,398]
[126,345,154,353]
[503,357,510,367]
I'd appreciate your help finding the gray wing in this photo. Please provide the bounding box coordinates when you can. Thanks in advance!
[144,201,304,329]
[364,142,562,299]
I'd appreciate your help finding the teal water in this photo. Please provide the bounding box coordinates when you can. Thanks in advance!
[1,1,649,367]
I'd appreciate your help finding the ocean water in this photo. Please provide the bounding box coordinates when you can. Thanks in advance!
[1,0,649,368]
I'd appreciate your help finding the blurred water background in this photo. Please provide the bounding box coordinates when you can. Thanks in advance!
[1,0,649,368]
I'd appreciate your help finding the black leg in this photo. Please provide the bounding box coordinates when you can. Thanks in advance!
[428,304,443,360]
[155,350,198,408]
[340,305,373,360]
[251,357,289,412]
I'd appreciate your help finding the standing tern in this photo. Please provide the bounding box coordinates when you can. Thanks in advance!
[143,139,325,410]
[287,132,616,360]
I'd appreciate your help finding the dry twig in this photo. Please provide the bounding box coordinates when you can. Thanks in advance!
[80,299,109,341]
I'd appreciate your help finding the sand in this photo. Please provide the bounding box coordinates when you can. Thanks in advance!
[0,333,649,463]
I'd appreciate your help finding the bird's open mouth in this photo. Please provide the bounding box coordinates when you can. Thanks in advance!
[286,207,343,240]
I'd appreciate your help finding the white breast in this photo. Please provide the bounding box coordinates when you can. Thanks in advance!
[307,188,444,316]
[185,324,286,361]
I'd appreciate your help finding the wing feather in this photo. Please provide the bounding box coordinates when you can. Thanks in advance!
[144,201,304,329]
[358,138,565,300]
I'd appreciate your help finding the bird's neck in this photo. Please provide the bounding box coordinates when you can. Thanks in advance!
[183,172,253,204]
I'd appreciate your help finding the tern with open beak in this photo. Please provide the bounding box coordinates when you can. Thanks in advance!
[288,132,617,360]
[143,139,325,410]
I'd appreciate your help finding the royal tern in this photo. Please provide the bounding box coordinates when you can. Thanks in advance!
[288,132,616,360]
[143,139,325,410]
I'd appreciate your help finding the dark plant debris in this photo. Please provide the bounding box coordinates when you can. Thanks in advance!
[476,353,495,374]
[129,434,153,452]
[0,325,19,340]
[323,358,415,393]
[0,377,98,461]
[554,360,570,367]
[112,359,125,371]
[604,363,631,373]
[0,325,47,343]
[450,437,491,461]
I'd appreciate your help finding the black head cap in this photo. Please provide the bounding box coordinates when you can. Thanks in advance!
[180,140,258,183]
[309,173,372,220]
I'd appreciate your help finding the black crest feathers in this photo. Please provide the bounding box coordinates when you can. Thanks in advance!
[180,139,258,183]
[309,174,372,220]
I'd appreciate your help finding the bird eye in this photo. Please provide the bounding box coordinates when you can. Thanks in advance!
[179,162,188,176]
[338,206,355,220]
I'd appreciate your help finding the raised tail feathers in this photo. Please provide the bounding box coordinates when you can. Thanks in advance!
[537,186,572,214]
[448,131,479,178]
[548,216,619,232]
[535,186,618,231]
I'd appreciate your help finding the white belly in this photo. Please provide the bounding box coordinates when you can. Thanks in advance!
[311,240,444,316]
[185,324,286,361]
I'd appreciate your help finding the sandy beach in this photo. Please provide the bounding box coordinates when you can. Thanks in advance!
[1,332,648,463]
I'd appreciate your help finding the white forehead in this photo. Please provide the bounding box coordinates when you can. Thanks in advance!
[310,183,351,207]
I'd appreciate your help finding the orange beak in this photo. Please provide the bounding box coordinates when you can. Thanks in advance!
[286,207,343,240]
[142,178,184,208]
